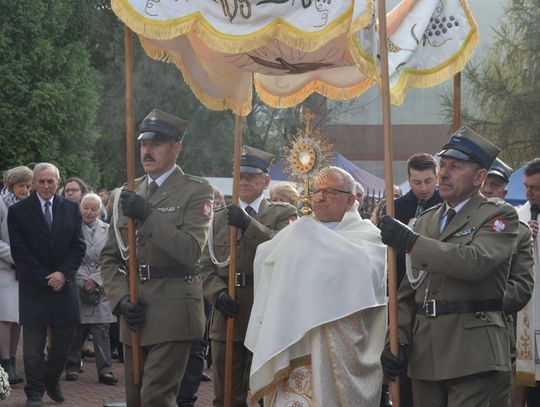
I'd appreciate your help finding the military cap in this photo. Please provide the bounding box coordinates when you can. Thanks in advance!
[488,158,513,183]
[138,108,188,142]
[437,126,500,169]
[240,145,274,174]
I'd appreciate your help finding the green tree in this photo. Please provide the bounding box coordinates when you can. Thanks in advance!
[443,0,540,167]
[0,1,100,184]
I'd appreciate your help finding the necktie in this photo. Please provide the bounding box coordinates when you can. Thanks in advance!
[147,181,158,200]
[443,208,456,231]
[415,200,426,218]
[245,206,256,217]
[44,201,52,229]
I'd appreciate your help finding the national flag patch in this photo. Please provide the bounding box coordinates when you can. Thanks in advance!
[490,217,507,232]
[202,201,213,218]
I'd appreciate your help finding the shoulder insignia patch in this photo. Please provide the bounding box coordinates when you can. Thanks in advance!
[202,200,213,218]
[490,216,507,232]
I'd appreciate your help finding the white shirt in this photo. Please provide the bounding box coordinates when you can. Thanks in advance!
[149,165,176,187]
[240,194,265,214]
[439,197,471,233]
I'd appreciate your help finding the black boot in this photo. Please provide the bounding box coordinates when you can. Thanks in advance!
[10,357,23,384]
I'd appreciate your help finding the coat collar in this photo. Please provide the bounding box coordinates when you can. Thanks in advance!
[136,166,184,207]
[439,191,484,240]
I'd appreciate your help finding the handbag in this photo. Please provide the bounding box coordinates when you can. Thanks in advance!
[80,285,103,306]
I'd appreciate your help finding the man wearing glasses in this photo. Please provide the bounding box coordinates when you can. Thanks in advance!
[245,166,387,406]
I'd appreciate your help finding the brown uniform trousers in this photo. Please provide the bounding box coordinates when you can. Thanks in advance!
[202,199,296,407]
[397,192,519,407]
[100,167,213,407]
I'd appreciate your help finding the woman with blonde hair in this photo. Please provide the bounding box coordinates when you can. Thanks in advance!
[0,166,33,384]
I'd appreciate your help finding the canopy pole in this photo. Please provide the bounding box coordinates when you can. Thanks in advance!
[453,72,461,131]
[377,1,400,405]
[224,114,243,407]
[124,26,141,384]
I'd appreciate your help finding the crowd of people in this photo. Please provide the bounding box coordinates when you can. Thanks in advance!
[0,107,539,407]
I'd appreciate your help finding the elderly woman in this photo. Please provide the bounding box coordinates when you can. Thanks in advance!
[0,166,33,384]
[64,193,117,385]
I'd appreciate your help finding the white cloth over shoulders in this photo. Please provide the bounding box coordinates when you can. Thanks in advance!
[0,197,18,322]
[245,208,387,406]
[516,202,540,384]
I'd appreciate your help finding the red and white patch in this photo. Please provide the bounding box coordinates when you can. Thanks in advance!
[288,216,297,224]
[490,217,507,232]
[201,201,213,218]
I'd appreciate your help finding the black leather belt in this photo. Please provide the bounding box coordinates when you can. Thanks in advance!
[138,264,199,282]
[235,273,254,287]
[416,299,503,318]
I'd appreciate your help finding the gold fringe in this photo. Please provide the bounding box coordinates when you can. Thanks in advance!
[139,38,253,116]
[113,0,374,54]
[249,355,312,404]
[255,76,375,110]
[387,0,479,105]
[515,371,537,387]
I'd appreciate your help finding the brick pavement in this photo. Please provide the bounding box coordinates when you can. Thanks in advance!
[4,344,215,407]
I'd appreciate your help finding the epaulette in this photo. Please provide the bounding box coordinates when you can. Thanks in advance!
[483,196,506,207]
[214,205,227,214]
[184,174,209,184]
[418,202,442,217]
[268,201,293,207]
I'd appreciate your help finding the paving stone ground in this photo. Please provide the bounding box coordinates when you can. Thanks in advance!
[4,340,215,407]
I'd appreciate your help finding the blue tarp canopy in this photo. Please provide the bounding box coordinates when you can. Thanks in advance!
[269,152,386,192]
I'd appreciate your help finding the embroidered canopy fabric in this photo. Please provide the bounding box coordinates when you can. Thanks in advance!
[112,0,478,115]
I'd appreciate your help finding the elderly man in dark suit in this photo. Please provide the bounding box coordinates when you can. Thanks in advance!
[8,163,86,407]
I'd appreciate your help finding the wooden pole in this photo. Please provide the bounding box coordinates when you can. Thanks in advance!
[224,114,243,407]
[377,1,400,405]
[453,72,461,132]
[124,26,141,384]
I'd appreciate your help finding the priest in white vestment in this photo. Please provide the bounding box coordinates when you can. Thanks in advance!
[245,166,387,407]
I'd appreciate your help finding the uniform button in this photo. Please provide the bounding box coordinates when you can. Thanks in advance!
[148,233,153,238]
[431,289,438,295]
[421,263,428,268]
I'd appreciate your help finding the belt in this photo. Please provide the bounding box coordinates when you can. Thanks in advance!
[138,264,199,283]
[235,273,254,287]
[415,299,503,318]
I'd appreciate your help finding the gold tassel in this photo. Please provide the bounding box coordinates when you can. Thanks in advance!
[515,371,537,388]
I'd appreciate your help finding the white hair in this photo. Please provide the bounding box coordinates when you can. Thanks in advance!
[33,162,60,180]
[81,193,102,210]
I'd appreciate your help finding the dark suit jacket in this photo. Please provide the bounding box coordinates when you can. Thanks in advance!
[8,191,86,325]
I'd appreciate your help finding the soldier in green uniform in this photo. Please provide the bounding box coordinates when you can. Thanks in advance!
[100,109,213,407]
[379,127,519,407]
[481,158,534,406]
[201,146,297,407]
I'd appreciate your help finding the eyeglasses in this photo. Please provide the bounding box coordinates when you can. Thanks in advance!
[64,188,81,193]
[312,188,353,197]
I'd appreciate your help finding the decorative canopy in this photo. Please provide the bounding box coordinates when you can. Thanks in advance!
[112,0,478,115]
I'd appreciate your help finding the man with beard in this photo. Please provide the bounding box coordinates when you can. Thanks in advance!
[380,127,519,406]
[100,108,213,407]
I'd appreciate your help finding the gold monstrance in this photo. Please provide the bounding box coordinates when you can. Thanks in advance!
[283,109,332,216]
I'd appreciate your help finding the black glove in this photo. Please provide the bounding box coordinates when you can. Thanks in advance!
[215,289,240,319]
[379,215,419,252]
[120,190,152,222]
[380,343,409,381]
[226,204,252,231]
[119,295,146,331]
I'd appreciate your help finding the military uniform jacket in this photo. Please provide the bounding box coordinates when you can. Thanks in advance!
[202,199,296,342]
[100,166,213,346]
[397,192,518,380]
